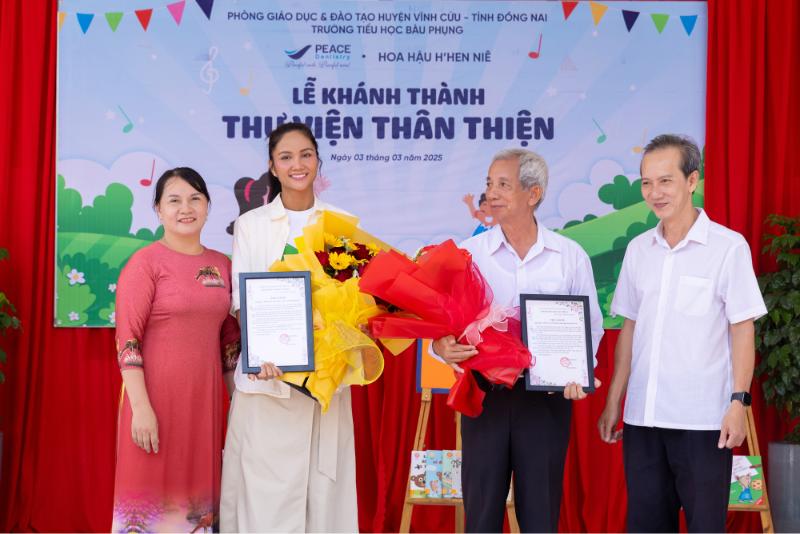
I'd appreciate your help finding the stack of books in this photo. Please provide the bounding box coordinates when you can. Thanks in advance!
[409,450,462,499]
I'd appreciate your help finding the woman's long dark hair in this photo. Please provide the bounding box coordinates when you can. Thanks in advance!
[266,122,320,203]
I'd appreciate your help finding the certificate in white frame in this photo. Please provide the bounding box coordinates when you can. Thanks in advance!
[520,294,595,393]
[239,271,315,373]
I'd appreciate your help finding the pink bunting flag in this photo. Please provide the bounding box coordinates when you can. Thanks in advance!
[167,1,186,25]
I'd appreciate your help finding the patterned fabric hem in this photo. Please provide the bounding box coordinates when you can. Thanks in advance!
[112,495,216,533]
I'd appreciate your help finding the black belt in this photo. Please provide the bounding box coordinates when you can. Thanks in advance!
[473,370,528,392]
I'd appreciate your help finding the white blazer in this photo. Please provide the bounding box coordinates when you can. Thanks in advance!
[230,194,345,397]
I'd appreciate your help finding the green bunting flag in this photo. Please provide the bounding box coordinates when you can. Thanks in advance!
[105,12,123,32]
[651,13,669,34]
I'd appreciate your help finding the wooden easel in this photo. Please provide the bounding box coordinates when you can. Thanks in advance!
[727,408,774,533]
[399,388,520,533]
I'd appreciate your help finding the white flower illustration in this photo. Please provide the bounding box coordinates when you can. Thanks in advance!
[68,311,80,321]
[108,283,117,293]
[108,312,116,324]
[67,268,85,285]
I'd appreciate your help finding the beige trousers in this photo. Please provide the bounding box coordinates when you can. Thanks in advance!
[220,387,358,533]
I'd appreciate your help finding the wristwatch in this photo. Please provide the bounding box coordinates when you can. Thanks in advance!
[731,391,752,406]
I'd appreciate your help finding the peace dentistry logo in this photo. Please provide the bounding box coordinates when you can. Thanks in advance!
[284,43,353,68]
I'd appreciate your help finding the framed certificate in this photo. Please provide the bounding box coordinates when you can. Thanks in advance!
[239,271,315,373]
[520,294,595,393]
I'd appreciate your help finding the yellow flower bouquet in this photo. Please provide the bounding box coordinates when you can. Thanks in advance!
[268,210,396,412]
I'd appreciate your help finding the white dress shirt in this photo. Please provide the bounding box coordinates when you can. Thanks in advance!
[611,209,767,430]
[450,223,604,361]
[230,195,343,396]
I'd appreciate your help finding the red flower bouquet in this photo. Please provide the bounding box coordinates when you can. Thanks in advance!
[315,233,380,282]
[358,240,531,416]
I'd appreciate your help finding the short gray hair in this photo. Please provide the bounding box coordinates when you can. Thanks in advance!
[492,148,549,209]
[641,134,701,178]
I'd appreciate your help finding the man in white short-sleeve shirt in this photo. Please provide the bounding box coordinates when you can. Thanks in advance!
[433,148,603,532]
[597,134,767,532]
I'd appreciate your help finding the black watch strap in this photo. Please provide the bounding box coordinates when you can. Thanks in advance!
[731,391,752,406]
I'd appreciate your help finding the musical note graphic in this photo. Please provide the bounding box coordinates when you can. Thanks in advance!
[140,159,156,187]
[239,71,253,96]
[632,129,648,153]
[118,105,134,133]
[528,33,543,59]
[591,118,607,144]
[200,46,219,94]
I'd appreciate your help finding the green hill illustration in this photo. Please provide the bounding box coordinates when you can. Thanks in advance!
[559,176,705,328]
[55,175,162,327]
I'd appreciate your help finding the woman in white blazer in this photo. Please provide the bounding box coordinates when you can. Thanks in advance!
[220,122,358,533]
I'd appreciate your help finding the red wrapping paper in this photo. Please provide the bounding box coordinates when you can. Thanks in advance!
[359,240,531,416]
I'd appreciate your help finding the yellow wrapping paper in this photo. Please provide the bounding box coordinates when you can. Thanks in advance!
[269,211,405,412]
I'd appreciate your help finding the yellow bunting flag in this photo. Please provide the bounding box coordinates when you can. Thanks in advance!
[589,1,608,26]
[57,11,66,31]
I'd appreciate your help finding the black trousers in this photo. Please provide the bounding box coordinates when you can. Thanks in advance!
[461,375,572,533]
[623,423,733,533]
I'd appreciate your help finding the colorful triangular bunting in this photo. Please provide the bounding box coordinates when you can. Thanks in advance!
[167,1,186,25]
[135,9,153,31]
[621,10,639,32]
[589,1,608,27]
[651,13,669,34]
[561,1,578,20]
[105,12,123,32]
[195,0,214,19]
[76,13,94,34]
[58,11,66,31]
[680,15,698,36]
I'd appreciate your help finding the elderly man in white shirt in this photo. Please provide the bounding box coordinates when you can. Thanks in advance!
[598,134,767,533]
[433,148,604,532]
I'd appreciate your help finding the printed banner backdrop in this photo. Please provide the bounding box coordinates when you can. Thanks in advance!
[56,0,707,327]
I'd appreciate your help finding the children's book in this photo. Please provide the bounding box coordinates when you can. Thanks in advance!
[425,450,443,498]
[729,455,764,507]
[442,450,463,498]
[409,450,426,498]
[442,450,455,499]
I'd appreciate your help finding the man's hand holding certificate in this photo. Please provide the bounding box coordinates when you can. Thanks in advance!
[521,294,596,394]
